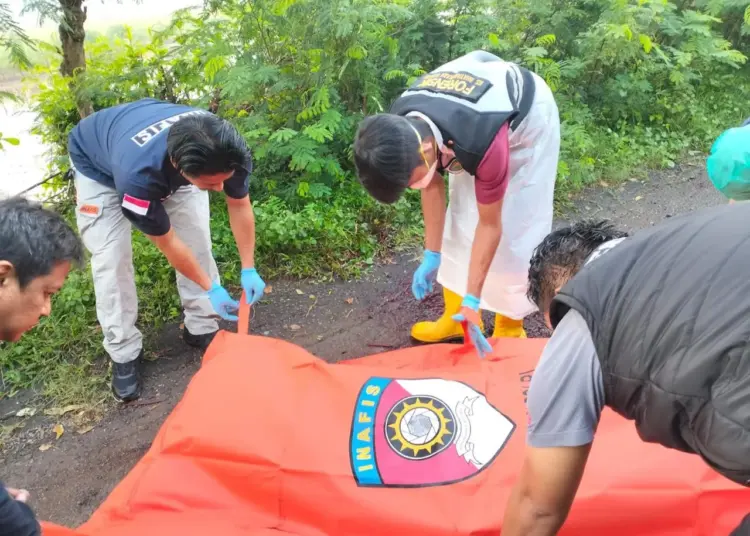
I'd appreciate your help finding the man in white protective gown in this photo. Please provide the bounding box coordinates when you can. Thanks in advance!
[353,50,560,356]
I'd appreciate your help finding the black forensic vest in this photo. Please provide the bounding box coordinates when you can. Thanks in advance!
[389,50,535,176]
[550,203,750,486]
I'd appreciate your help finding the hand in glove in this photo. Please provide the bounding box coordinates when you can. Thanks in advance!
[452,294,492,358]
[241,268,266,305]
[411,249,441,301]
[207,282,240,321]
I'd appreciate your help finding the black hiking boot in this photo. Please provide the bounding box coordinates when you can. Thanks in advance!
[111,350,142,403]
[183,329,218,351]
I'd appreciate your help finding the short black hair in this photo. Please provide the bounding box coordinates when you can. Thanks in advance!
[527,220,629,313]
[353,114,427,204]
[0,196,85,288]
[166,114,252,176]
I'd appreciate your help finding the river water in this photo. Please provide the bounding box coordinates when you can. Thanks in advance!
[1,98,49,198]
[2,0,198,198]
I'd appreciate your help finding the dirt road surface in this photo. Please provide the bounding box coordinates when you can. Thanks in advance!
[0,157,725,529]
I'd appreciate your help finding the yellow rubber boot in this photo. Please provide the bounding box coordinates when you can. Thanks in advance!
[492,314,527,338]
[411,288,484,343]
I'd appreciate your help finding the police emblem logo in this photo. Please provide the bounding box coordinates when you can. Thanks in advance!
[350,377,515,487]
[386,396,455,460]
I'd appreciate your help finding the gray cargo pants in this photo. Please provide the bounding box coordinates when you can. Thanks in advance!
[73,169,220,364]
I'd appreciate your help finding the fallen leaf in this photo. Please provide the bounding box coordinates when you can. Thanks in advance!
[345,297,354,305]
[634,195,643,201]
[39,444,52,452]
[264,285,273,294]
[76,425,94,435]
[599,180,609,188]
[15,407,36,418]
[53,423,64,440]
[289,324,302,331]
[295,289,303,295]
[179,323,185,330]
[44,404,85,417]
[309,294,315,300]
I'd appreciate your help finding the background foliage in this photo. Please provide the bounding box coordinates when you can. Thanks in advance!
[1,0,750,403]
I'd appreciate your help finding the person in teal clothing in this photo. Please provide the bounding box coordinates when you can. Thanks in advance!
[706,116,750,202]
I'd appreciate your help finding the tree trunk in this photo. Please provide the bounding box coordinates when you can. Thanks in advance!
[58,0,93,118]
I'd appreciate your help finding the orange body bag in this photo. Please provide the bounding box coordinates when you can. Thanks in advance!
[42,302,749,535]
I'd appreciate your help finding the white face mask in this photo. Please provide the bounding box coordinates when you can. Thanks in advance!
[407,123,438,190]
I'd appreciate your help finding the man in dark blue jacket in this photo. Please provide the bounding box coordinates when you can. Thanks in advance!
[0,196,85,535]
[68,99,267,402]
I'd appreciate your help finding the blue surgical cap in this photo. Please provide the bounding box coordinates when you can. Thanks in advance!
[707,125,750,201]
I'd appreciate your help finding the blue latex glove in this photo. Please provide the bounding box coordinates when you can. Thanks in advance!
[412,249,441,301]
[241,268,266,305]
[452,294,492,358]
[207,282,240,321]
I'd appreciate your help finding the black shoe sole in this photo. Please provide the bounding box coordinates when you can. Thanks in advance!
[183,330,218,350]
[409,334,465,345]
[112,384,141,403]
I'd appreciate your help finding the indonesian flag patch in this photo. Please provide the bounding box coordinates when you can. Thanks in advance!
[122,194,150,216]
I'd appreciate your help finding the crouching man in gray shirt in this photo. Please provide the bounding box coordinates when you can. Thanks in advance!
[502,206,750,535]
